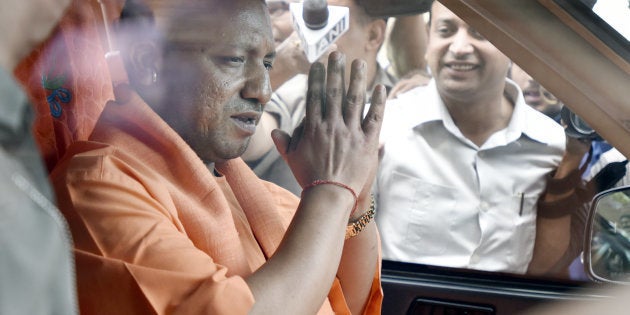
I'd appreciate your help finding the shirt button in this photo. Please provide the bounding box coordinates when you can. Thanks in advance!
[480,202,489,211]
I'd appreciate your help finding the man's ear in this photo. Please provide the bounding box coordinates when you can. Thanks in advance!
[366,19,387,52]
[125,40,161,87]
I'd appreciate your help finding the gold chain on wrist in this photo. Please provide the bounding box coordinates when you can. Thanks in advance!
[345,195,376,240]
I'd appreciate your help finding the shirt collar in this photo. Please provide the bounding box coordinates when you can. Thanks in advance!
[401,78,556,146]
[394,79,447,128]
[504,78,558,145]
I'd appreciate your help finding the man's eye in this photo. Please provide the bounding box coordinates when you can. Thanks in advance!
[264,61,273,70]
[218,56,245,66]
[437,26,453,37]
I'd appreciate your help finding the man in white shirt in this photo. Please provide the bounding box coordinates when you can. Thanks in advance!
[375,1,566,273]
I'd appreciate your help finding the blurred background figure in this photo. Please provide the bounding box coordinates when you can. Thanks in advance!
[384,14,429,80]
[509,63,562,121]
[620,214,630,235]
[267,0,294,47]
[265,0,314,90]
[0,0,78,314]
[381,12,432,99]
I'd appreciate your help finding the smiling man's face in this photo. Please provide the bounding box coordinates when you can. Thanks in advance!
[427,1,510,103]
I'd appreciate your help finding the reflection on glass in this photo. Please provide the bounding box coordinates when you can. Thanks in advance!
[590,188,630,282]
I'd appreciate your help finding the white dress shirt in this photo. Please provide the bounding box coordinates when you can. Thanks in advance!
[376,79,566,273]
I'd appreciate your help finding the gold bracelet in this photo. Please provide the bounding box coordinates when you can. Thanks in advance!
[345,195,376,240]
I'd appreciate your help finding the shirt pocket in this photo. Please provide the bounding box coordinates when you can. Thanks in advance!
[506,193,538,269]
[388,171,460,256]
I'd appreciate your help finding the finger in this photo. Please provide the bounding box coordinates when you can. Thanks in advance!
[315,43,338,65]
[344,58,367,128]
[362,84,386,141]
[305,62,326,127]
[325,51,345,120]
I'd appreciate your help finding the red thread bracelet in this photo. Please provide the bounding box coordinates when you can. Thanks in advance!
[302,180,359,217]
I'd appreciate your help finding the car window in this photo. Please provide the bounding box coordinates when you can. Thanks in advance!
[377,0,630,286]
[590,0,630,41]
[552,0,630,64]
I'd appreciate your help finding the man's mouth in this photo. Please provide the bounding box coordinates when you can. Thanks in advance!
[232,115,258,125]
[231,111,261,135]
[445,62,478,71]
[523,89,542,105]
[524,90,540,97]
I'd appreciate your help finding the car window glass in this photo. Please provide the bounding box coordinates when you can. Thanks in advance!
[592,0,630,41]
[378,0,629,285]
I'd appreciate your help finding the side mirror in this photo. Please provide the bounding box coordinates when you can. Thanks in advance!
[584,186,630,284]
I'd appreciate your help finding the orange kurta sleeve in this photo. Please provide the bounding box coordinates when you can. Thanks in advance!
[52,146,256,314]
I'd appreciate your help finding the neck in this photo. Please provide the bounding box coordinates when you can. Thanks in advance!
[443,89,514,147]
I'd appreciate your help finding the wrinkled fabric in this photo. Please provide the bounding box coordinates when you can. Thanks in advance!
[14,0,124,172]
[51,84,382,314]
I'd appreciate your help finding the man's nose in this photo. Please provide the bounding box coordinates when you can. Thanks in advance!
[241,63,272,105]
[448,30,474,57]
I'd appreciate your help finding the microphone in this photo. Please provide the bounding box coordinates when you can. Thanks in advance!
[290,0,350,63]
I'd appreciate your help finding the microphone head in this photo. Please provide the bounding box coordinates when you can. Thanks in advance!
[302,0,329,30]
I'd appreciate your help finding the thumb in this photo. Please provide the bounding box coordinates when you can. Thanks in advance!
[271,129,291,160]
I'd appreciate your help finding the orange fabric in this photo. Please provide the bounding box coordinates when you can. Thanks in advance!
[50,84,382,314]
[14,0,124,172]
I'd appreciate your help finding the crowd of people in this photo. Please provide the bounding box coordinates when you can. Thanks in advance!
[2,0,629,314]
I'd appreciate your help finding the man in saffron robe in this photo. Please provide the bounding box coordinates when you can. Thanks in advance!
[50,0,385,314]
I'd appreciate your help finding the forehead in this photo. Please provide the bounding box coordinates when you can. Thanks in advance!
[152,0,273,44]
[430,2,466,27]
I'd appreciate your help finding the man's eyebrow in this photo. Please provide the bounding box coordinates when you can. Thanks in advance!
[266,51,277,59]
[435,18,454,24]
